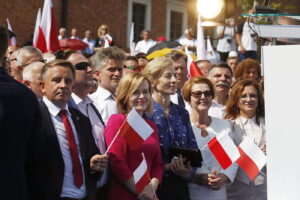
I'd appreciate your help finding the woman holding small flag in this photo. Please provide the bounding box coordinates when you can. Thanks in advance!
[143,56,198,200]
[104,72,164,200]
[182,76,238,200]
[225,79,267,200]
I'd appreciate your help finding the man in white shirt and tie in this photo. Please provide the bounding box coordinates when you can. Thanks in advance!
[67,52,108,198]
[90,46,126,125]
[37,59,108,200]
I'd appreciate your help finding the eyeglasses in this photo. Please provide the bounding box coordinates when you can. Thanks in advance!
[74,62,91,70]
[239,94,258,100]
[191,90,212,98]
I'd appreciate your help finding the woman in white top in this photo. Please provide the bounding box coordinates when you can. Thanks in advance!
[182,76,237,200]
[225,78,266,200]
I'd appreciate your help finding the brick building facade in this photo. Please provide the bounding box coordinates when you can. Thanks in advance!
[1,0,299,50]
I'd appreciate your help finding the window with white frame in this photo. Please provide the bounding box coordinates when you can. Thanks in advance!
[127,0,151,46]
[166,0,188,41]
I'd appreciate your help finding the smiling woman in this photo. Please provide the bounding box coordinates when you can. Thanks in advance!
[225,79,267,200]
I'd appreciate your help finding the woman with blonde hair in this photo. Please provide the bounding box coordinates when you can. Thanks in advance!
[225,79,266,200]
[182,76,237,200]
[143,56,197,200]
[95,24,114,48]
[104,72,163,200]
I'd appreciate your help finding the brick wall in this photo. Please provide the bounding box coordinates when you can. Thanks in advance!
[151,0,167,39]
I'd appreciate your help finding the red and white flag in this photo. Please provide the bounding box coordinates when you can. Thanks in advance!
[196,13,207,60]
[236,138,266,181]
[104,39,110,48]
[6,18,17,46]
[120,108,153,150]
[33,8,42,47]
[185,47,204,78]
[205,132,240,170]
[133,153,151,194]
[104,33,113,45]
[129,22,135,56]
[39,0,60,52]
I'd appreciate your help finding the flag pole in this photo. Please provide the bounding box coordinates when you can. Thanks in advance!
[149,181,158,199]
[104,119,127,155]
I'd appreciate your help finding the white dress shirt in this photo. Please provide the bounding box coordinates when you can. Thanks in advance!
[71,93,108,188]
[208,100,226,119]
[89,86,118,125]
[170,90,191,113]
[188,117,238,200]
[43,97,86,199]
[135,39,156,54]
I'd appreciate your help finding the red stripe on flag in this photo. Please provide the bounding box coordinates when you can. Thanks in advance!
[236,147,260,181]
[136,170,151,194]
[49,7,60,52]
[120,121,145,150]
[190,61,204,78]
[208,137,232,169]
[36,27,47,53]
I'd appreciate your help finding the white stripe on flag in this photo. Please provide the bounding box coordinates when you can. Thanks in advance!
[133,153,148,183]
[127,108,153,140]
[216,132,240,162]
[239,138,266,170]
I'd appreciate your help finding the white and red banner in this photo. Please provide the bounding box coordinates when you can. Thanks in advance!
[130,22,135,56]
[133,153,151,194]
[104,39,110,48]
[36,0,59,52]
[205,132,240,170]
[6,18,17,46]
[196,13,207,60]
[236,138,266,181]
[185,47,204,78]
[119,108,153,150]
[33,8,42,47]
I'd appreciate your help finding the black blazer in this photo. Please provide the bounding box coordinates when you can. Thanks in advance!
[35,100,100,200]
[0,68,44,200]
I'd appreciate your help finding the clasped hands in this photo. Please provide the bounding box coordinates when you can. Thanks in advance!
[166,154,192,178]
[90,154,109,172]
[193,171,228,191]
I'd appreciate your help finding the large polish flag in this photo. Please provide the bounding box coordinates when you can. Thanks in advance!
[205,132,240,170]
[120,108,153,150]
[133,153,151,194]
[185,47,204,78]
[236,138,267,181]
[196,13,207,60]
[129,22,135,56]
[39,0,60,52]
[33,8,42,47]
[6,18,17,46]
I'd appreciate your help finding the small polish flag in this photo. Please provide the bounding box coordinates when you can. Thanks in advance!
[206,132,240,170]
[104,39,110,48]
[236,138,266,181]
[33,8,42,47]
[120,108,153,150]
[185,47,204,78]
[134,153,151,194]
[104,33,112,45]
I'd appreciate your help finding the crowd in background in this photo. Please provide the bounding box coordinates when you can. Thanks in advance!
[0,17,266,200]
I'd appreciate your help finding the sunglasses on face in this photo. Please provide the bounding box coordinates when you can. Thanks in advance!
[191,90,212,98]
[74,62,91,70]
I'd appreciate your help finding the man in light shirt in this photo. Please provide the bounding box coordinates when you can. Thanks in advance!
[90,46,125,125]
[67,52,108,198]
[134,30,156,54]
[37,59,108,200]
[207,63,233,118]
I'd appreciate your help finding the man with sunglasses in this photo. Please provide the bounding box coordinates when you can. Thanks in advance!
[67,52,109,199]
[90,47,126,125]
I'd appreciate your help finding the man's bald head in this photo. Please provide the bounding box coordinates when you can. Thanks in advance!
[22,61,44,98]
[67,52,88,65]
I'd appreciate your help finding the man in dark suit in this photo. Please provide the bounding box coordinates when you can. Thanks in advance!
[0,26,43,200]
[37,59,108,200]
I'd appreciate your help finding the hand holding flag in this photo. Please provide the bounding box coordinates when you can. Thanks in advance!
[185,47,204,78]
[236,138,267,181]
[105,108,154,154]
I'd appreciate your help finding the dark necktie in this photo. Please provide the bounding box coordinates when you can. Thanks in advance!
[59,110,83,188]
[177,89,185,107]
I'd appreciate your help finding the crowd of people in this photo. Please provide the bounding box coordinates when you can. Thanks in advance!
[0,19,266,200]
